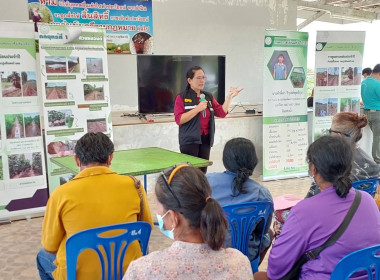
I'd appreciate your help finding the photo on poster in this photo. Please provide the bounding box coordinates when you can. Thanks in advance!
[84,83,104,101]
[340,98,352,112]
[341,67,354,86]
[47,140,77,156]
[87,118,107,133]
[327,67,339,86]
[45,56,67,73]
[1,71,22,97]
[267,51,292,80]
[0,156,3,180]
[47,109,72,127]
[327,98,338,116]
[67,56,80,73]
[24,113,41,137]
[130,32,153,54]
[45,82,67,99]
[315,98,328,117]
[351,97,360,114]
[5,114,24,139]
[28,3,53,33]
[86,58,103,74]
[59,174,75,185]
[289,67,305,88]
[8,152,43,179]
[316,68,327,87]
[22,71,38,96]
[353,67,362,85]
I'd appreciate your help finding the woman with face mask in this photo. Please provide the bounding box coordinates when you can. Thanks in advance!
[123,164,253,280]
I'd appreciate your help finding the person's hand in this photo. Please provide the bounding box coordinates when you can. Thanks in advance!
[196,101,208,112]
[227,87,243,99]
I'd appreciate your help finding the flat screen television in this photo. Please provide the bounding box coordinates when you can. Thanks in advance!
[137,55,226,114]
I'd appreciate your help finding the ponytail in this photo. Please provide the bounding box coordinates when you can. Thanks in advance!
[334,176,352,198]
[200,197,228,250]
[231,168,250,197]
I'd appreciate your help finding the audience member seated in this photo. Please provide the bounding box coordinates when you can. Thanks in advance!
[254,136,380,280]
[123,165,253,280]
[306,112,380,198]
[206,137,273,263]
[37,132,153,280]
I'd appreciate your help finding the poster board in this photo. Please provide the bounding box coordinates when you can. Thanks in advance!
[313,31,365,140]
[0,22,48,221]
[28,0,154,54]
[262,30,309,181]
[38,24,113,193]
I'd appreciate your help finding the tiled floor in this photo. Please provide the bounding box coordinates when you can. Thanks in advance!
[0,175,311,280]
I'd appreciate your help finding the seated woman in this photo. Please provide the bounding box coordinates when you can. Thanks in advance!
[206,137,273,263]
[254,136,380,280]
[123,165,253,280]
[306,112,380,198]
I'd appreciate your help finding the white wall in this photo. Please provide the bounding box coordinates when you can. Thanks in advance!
[0,0,297,110]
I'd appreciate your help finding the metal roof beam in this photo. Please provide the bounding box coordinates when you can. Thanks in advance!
[297,0,376,21]
[297,11,327,30]
[351,1,380,8]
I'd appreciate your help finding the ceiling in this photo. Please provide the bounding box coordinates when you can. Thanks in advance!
[297,0,380,29]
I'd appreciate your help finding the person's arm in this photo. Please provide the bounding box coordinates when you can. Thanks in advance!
[221,87,243,113]
[174,94,207,125]
[266,210,308,279]
[284,65,287,79]
[41,194,65,255]
[253,272,271,280]
[139,183,154,228]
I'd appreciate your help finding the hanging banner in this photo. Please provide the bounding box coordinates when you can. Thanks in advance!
[28,0,153,54]
[39,24,113,194]
[262,30,309,181]
[313,31,365,140]
[0,22,48,221]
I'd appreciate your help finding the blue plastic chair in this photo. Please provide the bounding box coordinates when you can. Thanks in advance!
[222,201,273,273]
[66,221,151,280]
[352,178,379,196]
[330,244,380,280]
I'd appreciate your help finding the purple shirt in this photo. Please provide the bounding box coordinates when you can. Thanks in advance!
[268,187,380,280]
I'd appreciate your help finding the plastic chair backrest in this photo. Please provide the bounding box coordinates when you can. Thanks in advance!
[66,221,151,280]
[222,201,273,273]
[330,244,380,280]
[352,178,380,196]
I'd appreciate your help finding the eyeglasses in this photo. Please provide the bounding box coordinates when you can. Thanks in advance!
[194,76,207,81]
[161,172,182,208]
[160,163,191,209]
[328,128,350,137]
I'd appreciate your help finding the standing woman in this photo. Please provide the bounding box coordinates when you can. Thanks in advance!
[174,66,242,172]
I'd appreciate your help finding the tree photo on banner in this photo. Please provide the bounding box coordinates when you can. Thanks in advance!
[262,30,309,181]
[313,31,365,140]
[28,0,154,54]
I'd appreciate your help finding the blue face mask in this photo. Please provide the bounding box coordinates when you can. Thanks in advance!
[308,170,317,185]
[156,211,174,240]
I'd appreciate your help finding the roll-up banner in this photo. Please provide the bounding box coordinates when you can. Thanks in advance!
[313,31,365,140]
[38,24,113,194]
[0,22,48,221]
[262,30,309,181]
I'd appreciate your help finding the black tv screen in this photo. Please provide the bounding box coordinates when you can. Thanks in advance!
[137,55,226,114]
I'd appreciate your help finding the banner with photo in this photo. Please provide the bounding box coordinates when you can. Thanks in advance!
[313,31,365,140]
[0,22,48,221]
[28,0,153,54]
[39,24,113,194]
[262,30,309,181]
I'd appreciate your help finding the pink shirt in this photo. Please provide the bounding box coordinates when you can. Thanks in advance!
[174,95,227,135]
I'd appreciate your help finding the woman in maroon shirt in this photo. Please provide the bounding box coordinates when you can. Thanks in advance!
[174,66,242,172]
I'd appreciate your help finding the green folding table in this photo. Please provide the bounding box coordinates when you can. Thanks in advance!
[51,147,212,190]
